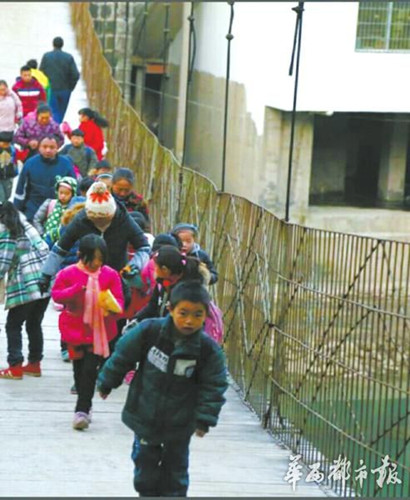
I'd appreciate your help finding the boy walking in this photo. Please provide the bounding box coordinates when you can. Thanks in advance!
[97,280,228,497]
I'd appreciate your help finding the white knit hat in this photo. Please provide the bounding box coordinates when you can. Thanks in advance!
[85,181,116,217]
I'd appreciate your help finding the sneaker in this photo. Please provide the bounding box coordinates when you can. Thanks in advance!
[22,362,41,377]
[61,350,70,362]
[72,411,90,430]
[70,384,77,395]
[0,364,23,380]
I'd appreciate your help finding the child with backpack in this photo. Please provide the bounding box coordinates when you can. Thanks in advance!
[97,280,228,497]
[171,222,218,284]
[134,244,224,345]
[32,175,77,246]
[59,128,98,178]
[51,234,124,430]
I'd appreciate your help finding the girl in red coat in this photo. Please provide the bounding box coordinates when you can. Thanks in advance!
[78,107,108,161]
[51,233,123,430]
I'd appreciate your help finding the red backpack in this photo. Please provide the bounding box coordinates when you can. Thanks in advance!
[204,301,224,345]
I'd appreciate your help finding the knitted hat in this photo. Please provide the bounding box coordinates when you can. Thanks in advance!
[85,181,116,217]
[172,222,198,237]
[55,175,77,195]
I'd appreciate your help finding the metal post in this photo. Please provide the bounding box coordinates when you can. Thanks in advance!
[221,1,235,192]
[285,2,305,222]
[102,0,107,54]
[122,1,130,98]
[112,1,118,78]
[159,3,171,143]
[141,0,149,121]
[177,2,196,223]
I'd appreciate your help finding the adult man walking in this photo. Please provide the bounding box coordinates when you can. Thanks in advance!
[13,135,76,221]
[40,37,80,123]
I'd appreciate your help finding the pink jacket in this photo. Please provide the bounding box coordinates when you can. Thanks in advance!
[0,89,22,131]
[51,264,124,345]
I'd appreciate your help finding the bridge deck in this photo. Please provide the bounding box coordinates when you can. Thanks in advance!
[0,304,329,497]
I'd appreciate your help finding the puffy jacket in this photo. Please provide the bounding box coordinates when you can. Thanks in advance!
[0,215,50,309]
[42,201,150,277]
[0,89,22,131]
[40,49,79,91]
[13,154,76,221]
[14,114,64,149]
[97,316,228,441]
[12,77,46,116]
[51,264,123,345]
[79,120,104,160]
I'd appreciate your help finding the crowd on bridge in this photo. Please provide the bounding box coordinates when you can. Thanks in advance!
[0,36,227,497]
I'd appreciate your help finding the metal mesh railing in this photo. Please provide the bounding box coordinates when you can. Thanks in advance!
[71,3,409,497]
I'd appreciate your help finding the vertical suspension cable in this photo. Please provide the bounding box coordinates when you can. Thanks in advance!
[285,1,305,222]
[176,2,196,223]
[221,1,235,193]
[102,0,107,54]
[122,1,130,98]
[159,2,171,142]
[112,1,118,78]
[141,1,149,121]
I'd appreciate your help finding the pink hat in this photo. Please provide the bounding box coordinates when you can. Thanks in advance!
[85,181,116,217]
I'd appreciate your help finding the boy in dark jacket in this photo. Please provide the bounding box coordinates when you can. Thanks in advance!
[172,222,218,284]
[0,131,18,202]
[97,280,228,497]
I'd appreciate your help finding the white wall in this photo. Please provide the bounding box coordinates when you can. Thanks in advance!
[189,2,410,133]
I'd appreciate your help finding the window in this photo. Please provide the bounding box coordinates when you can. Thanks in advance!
[356,2,410,51]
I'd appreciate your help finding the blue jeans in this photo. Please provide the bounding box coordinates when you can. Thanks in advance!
[49,89,72,124]
[6,297,50,366]
[131,434,191,497]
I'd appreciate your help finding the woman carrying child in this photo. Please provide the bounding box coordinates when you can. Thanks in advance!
[51,234,124,430]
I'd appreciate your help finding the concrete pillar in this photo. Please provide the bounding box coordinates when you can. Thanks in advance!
[378,120,408,202]
[276,112,314,220]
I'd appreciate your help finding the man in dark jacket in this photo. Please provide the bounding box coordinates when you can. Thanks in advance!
[40,37,80,123]
[97,281,228,497]
[13,136,76,221]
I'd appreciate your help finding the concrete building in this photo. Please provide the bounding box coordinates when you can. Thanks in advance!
[91,2,410,240]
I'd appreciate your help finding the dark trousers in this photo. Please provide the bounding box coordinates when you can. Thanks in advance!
[72,348,102,413]
[49,89,71,124]
[5,297,50,366]
[131,434,191,497]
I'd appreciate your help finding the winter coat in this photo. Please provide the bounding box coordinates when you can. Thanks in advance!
[14,115,64,149]
[42,201,150,277]
[0,215,50,309]
[79,120,104,160]
[59,143,98,177]
[12,77,47,116]
[40,49,80,92]
[13,154,76,221]
[113,190,150,220]
[97,316,228,441]
[30,69,50,101]
[188,243,218,285]
[0,89,22,131]
[51,264,123,345]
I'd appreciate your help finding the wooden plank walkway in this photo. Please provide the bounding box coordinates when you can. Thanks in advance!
[0,304,332,497]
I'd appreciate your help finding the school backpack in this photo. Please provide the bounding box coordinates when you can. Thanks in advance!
[204,301,224,345]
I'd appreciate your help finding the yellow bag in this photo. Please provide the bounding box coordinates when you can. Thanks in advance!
[98,289,122,315]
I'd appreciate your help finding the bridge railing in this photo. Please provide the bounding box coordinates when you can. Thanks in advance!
[71,4,409,497]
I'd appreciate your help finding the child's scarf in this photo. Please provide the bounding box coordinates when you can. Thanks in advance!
[44,200,65,238]
[81,265,110,358]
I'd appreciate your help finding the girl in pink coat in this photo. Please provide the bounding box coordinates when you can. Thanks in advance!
[51,233,123,431]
